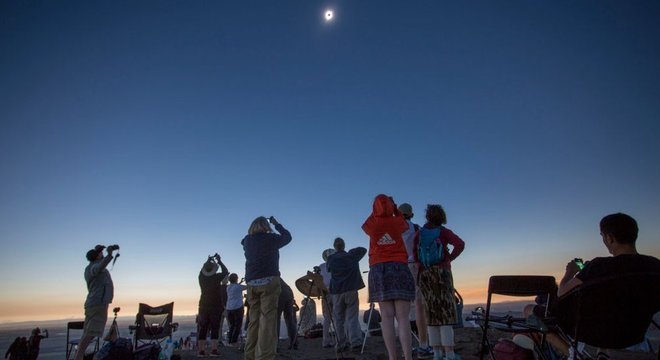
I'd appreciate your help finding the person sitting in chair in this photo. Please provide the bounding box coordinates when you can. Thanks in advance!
[558,213,659,356]
[524,213,660,358]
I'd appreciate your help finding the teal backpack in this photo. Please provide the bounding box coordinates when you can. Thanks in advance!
[417,227,443,268]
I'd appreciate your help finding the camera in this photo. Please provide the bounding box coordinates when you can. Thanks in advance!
[573,258,585,270]
[107,244,120,251]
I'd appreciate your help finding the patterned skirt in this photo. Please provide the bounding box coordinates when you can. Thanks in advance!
[418,266,458,325]
[368,261,415,303]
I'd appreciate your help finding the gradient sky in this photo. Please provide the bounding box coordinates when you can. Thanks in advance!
[1,1,659,323]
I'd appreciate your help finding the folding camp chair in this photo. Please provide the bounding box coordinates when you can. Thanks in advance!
[555,272,660,359]
[129,302,179,350]
[65,321,99,360]
[476,275,558,360]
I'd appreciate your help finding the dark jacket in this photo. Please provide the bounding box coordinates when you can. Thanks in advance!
[327,247,367,294]
[198,260,229,308]
[242,223,292,282]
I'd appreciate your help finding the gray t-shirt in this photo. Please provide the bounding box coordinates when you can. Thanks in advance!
[84,255,114,308]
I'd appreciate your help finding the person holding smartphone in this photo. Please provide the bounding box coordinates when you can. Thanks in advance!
[522,213,660,357]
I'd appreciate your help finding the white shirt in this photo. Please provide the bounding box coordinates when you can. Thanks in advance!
[402,219,417,262]
[319,262,331,288]
[226,283,247,311]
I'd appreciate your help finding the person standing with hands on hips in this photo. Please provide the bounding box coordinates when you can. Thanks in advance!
[74,244,119,360]
[242,216,292,360]
[414,204,465,360]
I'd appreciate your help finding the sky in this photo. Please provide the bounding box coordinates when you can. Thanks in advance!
[1,1,659,323]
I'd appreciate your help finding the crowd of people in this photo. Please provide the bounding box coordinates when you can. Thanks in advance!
[68,194,659,360]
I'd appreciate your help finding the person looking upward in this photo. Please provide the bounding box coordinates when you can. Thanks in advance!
[242,216,292,360]
[362,195,415,360]
[327,237,367,353]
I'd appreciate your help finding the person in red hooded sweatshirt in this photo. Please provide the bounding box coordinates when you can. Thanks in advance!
[362,194,415,360]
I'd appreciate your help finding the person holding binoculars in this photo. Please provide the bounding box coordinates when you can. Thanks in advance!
[74,244,119,360]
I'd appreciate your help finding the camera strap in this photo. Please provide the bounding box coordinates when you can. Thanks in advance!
[110,253,120,270]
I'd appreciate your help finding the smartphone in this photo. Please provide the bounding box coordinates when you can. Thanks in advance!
[574,258,585,270]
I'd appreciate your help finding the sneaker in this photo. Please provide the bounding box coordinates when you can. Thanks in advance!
[415,346,434,359]
[197,350,208,358]
[210,349,220,357]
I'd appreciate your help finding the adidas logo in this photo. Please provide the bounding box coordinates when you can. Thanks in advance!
[377,233,395,245]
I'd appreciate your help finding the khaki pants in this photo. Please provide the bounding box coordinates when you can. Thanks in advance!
[245,277,281,360]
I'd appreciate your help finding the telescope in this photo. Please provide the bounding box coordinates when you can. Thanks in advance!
[295,270,327,298]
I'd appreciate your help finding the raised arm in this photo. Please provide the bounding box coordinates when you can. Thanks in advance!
[557,260,582,297]
[349,246,367,261]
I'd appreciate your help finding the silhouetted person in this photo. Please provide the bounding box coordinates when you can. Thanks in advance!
[75,245,118,360]
[277,279,299,350]
[27,328,48,360]
[197,253,229,357]
[327,237,367,352]
[226,273,247,346]
[242,216,292,360]
[5,337,23,360]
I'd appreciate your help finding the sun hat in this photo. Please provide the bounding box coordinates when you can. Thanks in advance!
[201,260,219,276]
[322,248,336,262]
[398,203,413,217]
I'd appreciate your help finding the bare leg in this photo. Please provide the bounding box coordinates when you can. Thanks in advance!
[73,335,94,360]
[415,296,429,346]
[523,304,569,355]
[378,301,398,360]
[395,300,413,360]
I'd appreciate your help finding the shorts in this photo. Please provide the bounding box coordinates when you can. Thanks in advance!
[83,305,109,337]
[197,307,223,340]
[368,261,415,303]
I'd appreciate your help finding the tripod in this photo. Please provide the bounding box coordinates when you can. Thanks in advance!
[295,271,345,360]
[360,300,420,354]
[104,307,121,342]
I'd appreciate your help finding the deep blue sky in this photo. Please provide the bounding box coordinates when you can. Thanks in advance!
[1,1,659,321]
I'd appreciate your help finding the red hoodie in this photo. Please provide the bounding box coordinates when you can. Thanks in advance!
[362,194,409,266]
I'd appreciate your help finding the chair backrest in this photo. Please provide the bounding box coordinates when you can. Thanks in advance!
[134,302,175,341]
[66,321,98,360]
[68,321,85,330]
[487,276,558,315]
[556,272,660,349]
